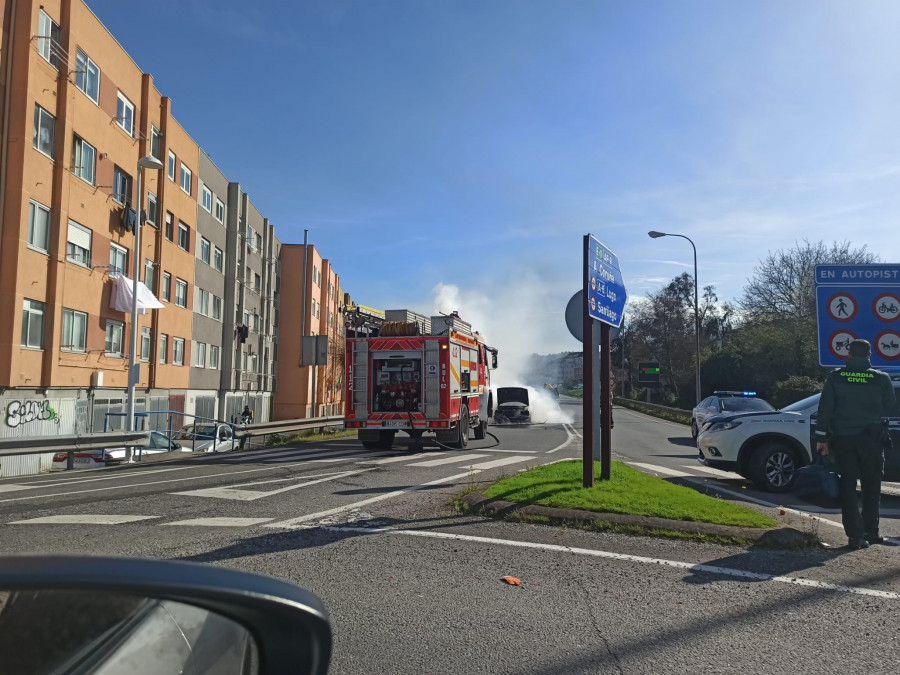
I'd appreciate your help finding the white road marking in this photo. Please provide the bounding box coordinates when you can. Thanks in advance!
[407,454,487,467]
[546,424,578,453]
[478,449,539,454]
[627,462,693,478]
[360,453,431,465]
[326,526,900,600]
[0,485,35,493]
[10,514,159,525]
[164,517,273,527]
[172,468,373,501]
[690,465,742,479]
[265,470,482,529]
[227,447,372,463]
[466,456,535,470]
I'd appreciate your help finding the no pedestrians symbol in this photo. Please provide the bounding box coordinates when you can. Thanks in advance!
[875,330,900,361]
[828,330,858,361]
[827,293,857,322]
[873,293,900,323]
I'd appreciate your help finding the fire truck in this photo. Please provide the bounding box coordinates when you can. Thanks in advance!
[344,310,498,450]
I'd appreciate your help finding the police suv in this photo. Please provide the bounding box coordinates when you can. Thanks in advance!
[697,384,900,492]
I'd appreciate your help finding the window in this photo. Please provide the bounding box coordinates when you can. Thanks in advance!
[116,92,134,136]
[162,272,171,302]
[212,295,222,320]
[201,186,212,212]
[113,167,132,206]
[213,247,224,272]
[141,327,151,362]
[150,126,161,160]
[109,243,127,276]
[75,49,100,103]
[178,221,190,251]
[33,105,55,158]
[241,351,248,371]
[199,237,211,264]
[209,345,220,369]
[71,135,96,185]
[246,226,254,250]
[38,10,61,69]
[175,278,187,307]
[167,150,176,181]
[21,299,45,349]
[252,313,260,332]
[105,320,124,357]
[194,341,207,368]
[214,198,225,223]
[249,354,258,374]
[159,334,168,364]
[245,266,252,284]
[243,310,250,326]
[28,201,51,253]
[144,258,156,293]
[146,192,158,227]
[173,337,185,366]
[254,273,261,293]
[61,308,87,352]
[66,220,92,267]
[255,232,262,252]
[180,163,191,194]
[197,288,209,316]
[165,212,174,242]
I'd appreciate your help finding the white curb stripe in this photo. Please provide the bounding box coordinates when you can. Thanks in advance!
[466,456,536,470]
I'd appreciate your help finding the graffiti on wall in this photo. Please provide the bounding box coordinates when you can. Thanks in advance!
[5,400,60,428]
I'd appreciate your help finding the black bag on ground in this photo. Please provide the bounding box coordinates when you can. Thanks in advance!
[793,454,840,508]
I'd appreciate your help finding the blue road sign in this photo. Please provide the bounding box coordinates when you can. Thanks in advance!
[815,264,900,368]
[586,235,627,328]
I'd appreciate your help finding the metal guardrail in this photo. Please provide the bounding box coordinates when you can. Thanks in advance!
[0,431,151,470]
[233,416,344,446]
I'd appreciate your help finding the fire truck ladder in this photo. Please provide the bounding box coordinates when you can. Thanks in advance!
[351,340,369,419]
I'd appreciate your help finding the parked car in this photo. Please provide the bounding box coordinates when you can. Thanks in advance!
[493,387,531,424]
[691,390,775,439]
[50,431,186,471]
[178,424,237,453]
[696,386,900,492]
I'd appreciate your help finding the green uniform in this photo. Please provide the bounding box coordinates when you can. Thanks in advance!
[816,356,895,542]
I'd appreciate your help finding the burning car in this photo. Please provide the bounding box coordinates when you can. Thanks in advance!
[494,387,531,424]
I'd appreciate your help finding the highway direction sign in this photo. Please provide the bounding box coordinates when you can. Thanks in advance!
[586,235,627,328]
[815,264,900,368]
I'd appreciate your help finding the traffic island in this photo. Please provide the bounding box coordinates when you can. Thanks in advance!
[454,460,817,548]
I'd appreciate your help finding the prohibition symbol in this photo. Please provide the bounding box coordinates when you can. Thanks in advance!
[828,330,858,361]
[826,293,857,322]
[875,330,900,361]
[873,293,900,323]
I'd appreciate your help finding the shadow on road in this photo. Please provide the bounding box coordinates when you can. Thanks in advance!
[666,436,697,447]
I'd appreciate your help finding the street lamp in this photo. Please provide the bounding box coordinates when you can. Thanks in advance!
[648,230,701,405]
[125,155,164,460]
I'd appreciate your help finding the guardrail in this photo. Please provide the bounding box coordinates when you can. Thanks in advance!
[0,431,151,470]
[232,416,344,448]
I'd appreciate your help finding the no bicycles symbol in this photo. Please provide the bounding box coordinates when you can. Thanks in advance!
[873,293,900,323]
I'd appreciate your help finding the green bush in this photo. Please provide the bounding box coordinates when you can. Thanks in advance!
[767,375,822,409]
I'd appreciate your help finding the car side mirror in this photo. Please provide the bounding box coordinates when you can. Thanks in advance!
[0,556,331,675]
[173,442,182,450]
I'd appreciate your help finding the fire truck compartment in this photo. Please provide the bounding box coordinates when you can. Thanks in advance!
[372,353,422,414]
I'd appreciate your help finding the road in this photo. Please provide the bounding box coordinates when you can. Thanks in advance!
[1,399,899,674]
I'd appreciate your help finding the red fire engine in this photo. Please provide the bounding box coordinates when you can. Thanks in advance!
[344,310,498,450]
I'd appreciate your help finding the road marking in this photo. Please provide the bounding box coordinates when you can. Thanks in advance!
[172,468,373,501]
[226,447,372,463]
[9,514,159,525]
[164,517,273,527]
[627,462,693,478]
[546,424,578,453]
[265,470,482,529]
[0,485,35,493]
[478,449,539,454]
[360,453,431,465]
[407,454,487,467]
[690,465,742,479]
[326,526,900,601]
[466,456,535,470]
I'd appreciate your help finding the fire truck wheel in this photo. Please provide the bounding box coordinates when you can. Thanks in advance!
[473,419,487,440]
[454,406,469,449]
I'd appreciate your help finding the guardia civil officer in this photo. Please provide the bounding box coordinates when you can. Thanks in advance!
[816,339,895,549]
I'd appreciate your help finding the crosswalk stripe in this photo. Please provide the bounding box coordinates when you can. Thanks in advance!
[360,452,431,465]
[689,465,741,479]
[9,514,159,525]
[466,456,535,470]
[407,453,488,467]
[164,517,273,527]
[627,462,693,478]
[227,447,372,463]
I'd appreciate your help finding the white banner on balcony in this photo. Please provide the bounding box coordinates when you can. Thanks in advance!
[110,275,164,315]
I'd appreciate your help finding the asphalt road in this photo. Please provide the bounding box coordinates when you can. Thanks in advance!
[1,399,898,674]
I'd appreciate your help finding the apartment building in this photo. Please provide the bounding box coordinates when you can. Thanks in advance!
[274,244,345,420]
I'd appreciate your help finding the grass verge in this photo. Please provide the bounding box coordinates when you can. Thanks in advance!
[613,398,692,425]
[483,460,776,529]
[266,429,358,446]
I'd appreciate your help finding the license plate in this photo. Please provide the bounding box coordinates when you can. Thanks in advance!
[383,421,407,428]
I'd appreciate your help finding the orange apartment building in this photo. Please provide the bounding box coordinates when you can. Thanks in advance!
[274,243,346,420]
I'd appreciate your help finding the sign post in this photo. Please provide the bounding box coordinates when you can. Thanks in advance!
[582,235,627,486]
[815,264,900,368]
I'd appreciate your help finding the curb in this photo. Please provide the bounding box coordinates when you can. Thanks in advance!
[458,491,814,548]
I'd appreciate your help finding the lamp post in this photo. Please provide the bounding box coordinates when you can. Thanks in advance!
[125,155,164,460]
[648,231,701,405]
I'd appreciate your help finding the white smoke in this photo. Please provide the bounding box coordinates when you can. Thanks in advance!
[432,282,574,423]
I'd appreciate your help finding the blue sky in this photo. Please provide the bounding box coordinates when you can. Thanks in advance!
[87,0,900,353]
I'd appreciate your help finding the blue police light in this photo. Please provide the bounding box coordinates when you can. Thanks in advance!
[743,391,756,397]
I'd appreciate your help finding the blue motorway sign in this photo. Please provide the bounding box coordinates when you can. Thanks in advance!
[586,235,627,328]
[815,264,900,368]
